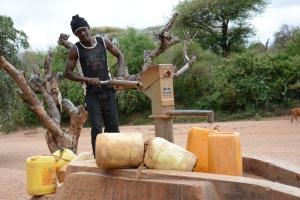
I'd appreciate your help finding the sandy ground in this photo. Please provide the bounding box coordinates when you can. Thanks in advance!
[0,116,299,200]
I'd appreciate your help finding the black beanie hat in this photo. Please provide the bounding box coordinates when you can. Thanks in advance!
[70,14,90,33]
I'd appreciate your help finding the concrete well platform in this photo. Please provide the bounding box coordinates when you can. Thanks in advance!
[51,157,300,200]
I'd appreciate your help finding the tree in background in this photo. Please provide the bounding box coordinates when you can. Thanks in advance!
[272,25,300,51]
[0,15,30,132]
[0,15,29,64]
[174,0,267,57]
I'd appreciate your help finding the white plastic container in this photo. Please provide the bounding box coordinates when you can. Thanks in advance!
[144,137,197,171]
[96,133,144,169]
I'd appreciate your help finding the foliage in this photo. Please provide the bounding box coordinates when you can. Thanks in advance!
[20,50,45,71]
[117,90,150,115]
[52,46,69,72]
[59,79,85,106]
[174,0,267,57]
[117,28,156,74]
[0,15,29,63]
[284,29,300,56]
[156,40,221,106]
[248,42,267,54]
[112,28,156,116]
[0,15,30,132]
[272,25,300,51]
[196,51,300,113]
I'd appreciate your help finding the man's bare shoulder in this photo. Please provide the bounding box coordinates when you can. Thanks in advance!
[68,45,78,59]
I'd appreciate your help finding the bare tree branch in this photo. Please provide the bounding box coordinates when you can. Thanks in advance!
[62,99,88,139]
[143,13,180,70]
[44,50,53,78]
[0,56,87,153]
[58,33,74,49]
[0,56,67,142]
[174,32,197,77]
[30,74,61,125]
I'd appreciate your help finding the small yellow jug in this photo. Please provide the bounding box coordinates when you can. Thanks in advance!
[52,148,76,172]
[26,156,56,195]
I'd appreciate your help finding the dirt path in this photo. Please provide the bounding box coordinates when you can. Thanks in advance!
[0,116,299,200]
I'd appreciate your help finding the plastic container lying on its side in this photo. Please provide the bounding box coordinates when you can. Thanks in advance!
[96,133,144,169]
[144,137,197,171]
[57,151,94,183]
[208,132,242,176]
[26,156,57,195]
[52,148,76,172]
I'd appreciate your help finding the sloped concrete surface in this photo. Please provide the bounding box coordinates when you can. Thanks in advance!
[243,155,300,188]
[53,160,300,200]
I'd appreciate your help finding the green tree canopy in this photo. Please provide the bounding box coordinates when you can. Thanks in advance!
[117,28,156,74]
[273,24,299,50]
[272,25,300,53]
[0,15,29,63]
[174,0,267,57]
[0,15,30,132]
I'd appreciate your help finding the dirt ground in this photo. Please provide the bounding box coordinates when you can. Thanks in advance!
[0,116,299,200]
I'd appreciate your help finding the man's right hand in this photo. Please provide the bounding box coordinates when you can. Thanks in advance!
[86,77,101,86]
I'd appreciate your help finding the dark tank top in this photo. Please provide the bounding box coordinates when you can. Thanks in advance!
[75,37,112,95]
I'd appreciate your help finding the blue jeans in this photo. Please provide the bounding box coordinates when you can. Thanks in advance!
[85,90,119,156]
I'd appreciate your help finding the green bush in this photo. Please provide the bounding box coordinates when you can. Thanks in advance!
[196,51,300,113]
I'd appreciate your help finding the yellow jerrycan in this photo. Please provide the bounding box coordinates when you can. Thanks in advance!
[186,127,214,172]
[26,156,56,195]
[144,137,197,171]
[208,132,242,176]
[96,133,144,169]
[52,148,76,172]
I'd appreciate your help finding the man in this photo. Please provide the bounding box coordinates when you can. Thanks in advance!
[64,15,125,156]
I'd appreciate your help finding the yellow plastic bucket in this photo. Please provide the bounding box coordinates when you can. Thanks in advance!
[52,149,76,172]
[208,132,242,176]
[26,156,56,195]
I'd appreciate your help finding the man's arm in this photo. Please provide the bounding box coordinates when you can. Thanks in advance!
[64,46,100,85]
[104,38,127,79]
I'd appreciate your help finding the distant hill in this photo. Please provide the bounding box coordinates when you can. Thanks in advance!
[91,25,164,39]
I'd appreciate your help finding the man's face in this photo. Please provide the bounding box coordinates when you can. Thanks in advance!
[74,27,91,43]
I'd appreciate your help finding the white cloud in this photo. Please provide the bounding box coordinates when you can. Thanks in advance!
[1,0,300,50]
[1,0,180,50]
[252,4,300,43]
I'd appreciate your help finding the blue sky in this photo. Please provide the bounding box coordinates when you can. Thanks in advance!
[1,0,300,51]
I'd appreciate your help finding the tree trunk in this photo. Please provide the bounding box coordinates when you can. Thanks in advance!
[0,54,88,154]
[221,20,230,57]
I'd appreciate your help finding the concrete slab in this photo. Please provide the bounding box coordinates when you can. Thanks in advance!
[55,172,220,200]
[60,160,300,200]
[243,155,300,188]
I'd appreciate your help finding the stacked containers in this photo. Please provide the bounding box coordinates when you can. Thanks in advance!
[186,127,242,176]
